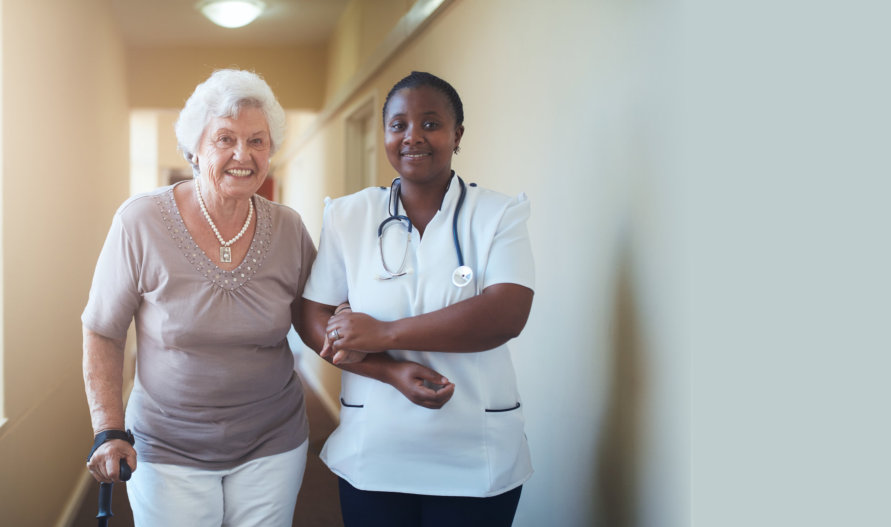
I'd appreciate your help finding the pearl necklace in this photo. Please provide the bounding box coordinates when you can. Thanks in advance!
[195,178,253,263]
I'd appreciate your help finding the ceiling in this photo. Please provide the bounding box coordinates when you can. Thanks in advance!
[110,0,350,47]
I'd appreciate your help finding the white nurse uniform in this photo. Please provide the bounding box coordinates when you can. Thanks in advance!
[303,173,534,497]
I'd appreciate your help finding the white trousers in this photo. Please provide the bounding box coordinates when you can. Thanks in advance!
[126,440,308,527]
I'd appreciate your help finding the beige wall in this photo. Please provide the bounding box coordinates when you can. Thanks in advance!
[324,0,413,104]
[0,0,131,524]
[127,44,327,110]
[0,0,5,433]
[280,1,687,526]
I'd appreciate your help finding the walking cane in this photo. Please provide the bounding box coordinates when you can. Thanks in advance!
[97,458,132,527]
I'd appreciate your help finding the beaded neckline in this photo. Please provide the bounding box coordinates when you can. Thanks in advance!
[154,183,272,291]
[195,177,253,263]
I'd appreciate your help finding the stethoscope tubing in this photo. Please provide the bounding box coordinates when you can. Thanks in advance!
[452,177,467,268]
[377,175,472,286]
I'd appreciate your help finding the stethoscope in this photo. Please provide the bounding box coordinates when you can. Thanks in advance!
[376,175,474,287]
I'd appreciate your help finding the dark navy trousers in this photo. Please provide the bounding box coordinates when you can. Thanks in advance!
[338,477,523,527]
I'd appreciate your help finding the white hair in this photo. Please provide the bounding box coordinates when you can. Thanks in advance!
[175,69,286,169]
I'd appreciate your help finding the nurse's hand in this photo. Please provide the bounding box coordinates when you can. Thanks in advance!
[333,349,367,365]
[387,361,455,409]
[325,311,389,354]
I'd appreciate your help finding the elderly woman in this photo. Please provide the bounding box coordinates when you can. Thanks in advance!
[82,69,316,526]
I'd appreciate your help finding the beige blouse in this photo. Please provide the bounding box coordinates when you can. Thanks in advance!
[82,182,316,469]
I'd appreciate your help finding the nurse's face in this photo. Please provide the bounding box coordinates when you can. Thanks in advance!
[384,86,464,187]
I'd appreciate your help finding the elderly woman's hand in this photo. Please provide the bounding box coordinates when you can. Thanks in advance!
[87,440,137,484]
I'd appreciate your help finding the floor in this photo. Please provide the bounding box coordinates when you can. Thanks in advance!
[70,372,343,526]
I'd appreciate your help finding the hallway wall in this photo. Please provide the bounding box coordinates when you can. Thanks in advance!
[280,1,687,525]
[324,0,414,103]
[127,45,328,110]
[0,0,131,525]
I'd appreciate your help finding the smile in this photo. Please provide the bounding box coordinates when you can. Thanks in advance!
[401,153,431,159]
[227,169,253,177]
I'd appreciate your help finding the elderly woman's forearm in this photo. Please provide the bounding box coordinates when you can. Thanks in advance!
[82,328,127,434]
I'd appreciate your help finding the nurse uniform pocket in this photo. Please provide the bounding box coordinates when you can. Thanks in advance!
[485,402,521,413]
[484,402,533,493]
[320,373,373,478]
[336,380,370,454]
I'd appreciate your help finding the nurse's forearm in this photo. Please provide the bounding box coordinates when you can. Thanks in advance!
[295,298,333,352]
[302,299,454,408]
[338,354,455,410]
[328,283,533,354]
[388,283,533,352]
[299,300,442,385]
[336,352,398,378]
[82,328,127,434]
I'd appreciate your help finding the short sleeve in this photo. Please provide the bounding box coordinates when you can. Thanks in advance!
[302,198,349,306]
[482,193,535,291]
[294,220,318,299]
[81,212,141,339]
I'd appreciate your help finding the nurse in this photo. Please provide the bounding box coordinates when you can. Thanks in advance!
[299,71,535,527]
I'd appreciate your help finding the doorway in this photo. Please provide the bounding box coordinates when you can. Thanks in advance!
[344,97,377,193]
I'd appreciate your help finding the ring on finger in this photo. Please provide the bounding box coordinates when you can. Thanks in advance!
[329,328,341,340]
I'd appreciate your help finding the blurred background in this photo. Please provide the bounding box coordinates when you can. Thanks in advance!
[1,0,888,526]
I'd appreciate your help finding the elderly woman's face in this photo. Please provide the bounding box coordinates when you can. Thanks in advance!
[196,106,271,202]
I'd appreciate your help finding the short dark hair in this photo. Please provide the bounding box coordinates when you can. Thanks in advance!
[382,71,464,127]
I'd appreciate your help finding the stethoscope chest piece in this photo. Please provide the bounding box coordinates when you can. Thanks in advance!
[452,265,473,288]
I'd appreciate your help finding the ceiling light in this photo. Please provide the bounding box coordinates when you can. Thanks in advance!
[198,0,265,29]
